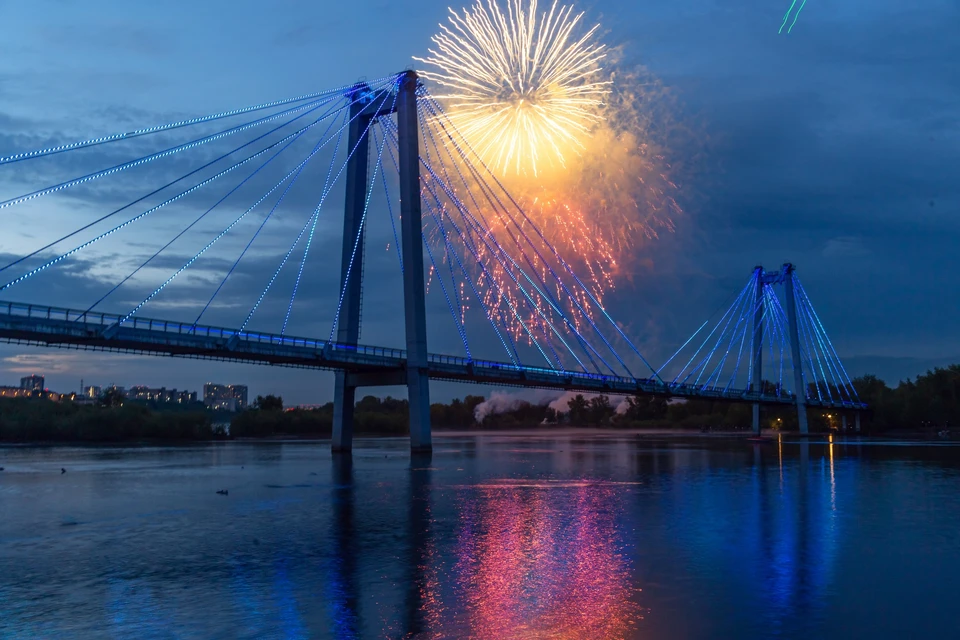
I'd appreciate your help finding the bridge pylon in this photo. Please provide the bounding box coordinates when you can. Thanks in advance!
[332,70,431,453]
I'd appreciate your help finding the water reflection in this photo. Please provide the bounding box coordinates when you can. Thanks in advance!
[329,454,359,638]
[449,479,641,638]
[4,438,960,638]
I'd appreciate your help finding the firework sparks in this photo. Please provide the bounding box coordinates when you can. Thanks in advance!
[416,0,610,178]
[415,0,682,355]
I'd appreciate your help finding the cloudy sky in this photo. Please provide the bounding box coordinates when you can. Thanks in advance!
[0,0,957,403]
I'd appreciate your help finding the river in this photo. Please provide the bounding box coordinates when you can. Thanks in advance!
[1,432,958,639]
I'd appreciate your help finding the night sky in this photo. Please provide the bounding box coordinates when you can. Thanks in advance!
[0,0,957,403]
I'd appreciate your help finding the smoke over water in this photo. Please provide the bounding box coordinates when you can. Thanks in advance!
[473,390,632,422]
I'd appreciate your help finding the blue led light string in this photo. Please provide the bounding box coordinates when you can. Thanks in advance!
[388,115,552,370]
[372,127,403,273]
[0,94,343,213]
[742,281,769,394]
[766,287,794,396]
[421,102,613,375]
[680,277,752,388]
[0,106,345,295]
[82,118,318,317]
[697,278,756,390]
[795,278,861,402]
[409,117,470,349]
[422,90,661,381]
[0,94,352,276]
[796,291,837,404]
[419,176,521,365]
[402,117,584,372]
[281,111,348,336]
[117,116,352,327]
[244,85,396,333]
[327,86,397,342]
[196,107,353,328]
[799,299,843,401]
[0,75,399,166]
[410,107,604,375]
[762,286,787,396]
[793,283,824,403]
[421,94,635,379]
[704,278,756,391]
[377,126,471,358]
[669,280,752,387]
[412,97,568,372]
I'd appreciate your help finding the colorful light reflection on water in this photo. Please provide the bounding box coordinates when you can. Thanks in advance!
[446,479,642,639]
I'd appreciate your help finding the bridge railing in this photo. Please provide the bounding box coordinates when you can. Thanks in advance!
[0,300,866,408]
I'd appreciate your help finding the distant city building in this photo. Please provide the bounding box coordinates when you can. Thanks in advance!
[104,385,126,397]
[0,385,32,398]
[203,383,248,411]
[1,385,58,400]
[128,386,197,404]
[20,375,44,391]
[83,386,102,399]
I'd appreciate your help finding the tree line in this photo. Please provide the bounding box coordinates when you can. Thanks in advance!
[1,366,956,441]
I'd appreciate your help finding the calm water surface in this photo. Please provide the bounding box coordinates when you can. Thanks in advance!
[1,433,959,639]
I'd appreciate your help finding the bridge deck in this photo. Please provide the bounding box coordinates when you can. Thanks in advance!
[0,301,865,410]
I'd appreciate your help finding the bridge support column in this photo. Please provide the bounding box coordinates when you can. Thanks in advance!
[397,70,432,452]
[842,414,848,432]
[332,85,374,453]
[783,264,809,434]
[751,266,764,436]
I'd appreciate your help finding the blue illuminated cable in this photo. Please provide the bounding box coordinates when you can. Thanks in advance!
[0,95,348,276]
[670,281,751,387]
[407,109,597,374]
[400,118,581,371]
[795,279,861,402]
[766,287,792,395]
[793,285,824,403]
[422,90,660,380]
[420,95,632,378]
[386,117,547,370]
[799,299,844,401]
[409,121,469,345]
[118,115,353,327]
[243,84,396,332]
[281,111,348,336]
[376,127,471,358]
[762,286,787,396]
[682,278,752,388]
[0,104,343,294]
[411,106,591,373]
[705,278,756,391]
[411,102,567,371]
[374,127,404,274]
[83,119,314,317]
[420,177,520,365]
[327,86,398,342]
[0,94,341,213]
[0,74,398,166]
[196,106,353,328]
[697,278,756,390]
[797,293,835,403]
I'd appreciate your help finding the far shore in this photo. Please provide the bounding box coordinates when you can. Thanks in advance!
[3,427,957,448]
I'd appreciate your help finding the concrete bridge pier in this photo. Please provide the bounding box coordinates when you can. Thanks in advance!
[332,70,431,454]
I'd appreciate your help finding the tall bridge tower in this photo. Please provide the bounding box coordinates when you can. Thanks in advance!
[331,71,431,453]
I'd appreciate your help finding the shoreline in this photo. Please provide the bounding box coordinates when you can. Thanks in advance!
[2,427,956,448]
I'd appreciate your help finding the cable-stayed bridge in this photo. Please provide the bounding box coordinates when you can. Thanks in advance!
[0,71,864,451]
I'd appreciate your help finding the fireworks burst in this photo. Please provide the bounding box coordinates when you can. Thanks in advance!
[415,0,682,348]
[416,0,610,177]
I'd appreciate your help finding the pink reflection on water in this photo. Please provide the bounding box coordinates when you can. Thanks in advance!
[451,479,643,639]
